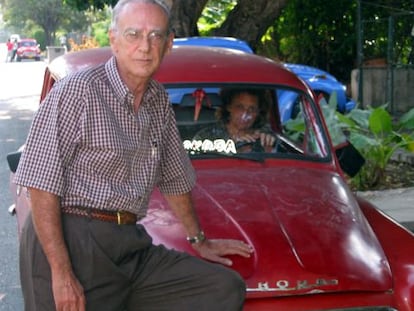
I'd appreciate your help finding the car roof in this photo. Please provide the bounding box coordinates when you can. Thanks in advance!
[47,45,309,92]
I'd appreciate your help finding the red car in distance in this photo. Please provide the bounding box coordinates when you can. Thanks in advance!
[6,45,414,310]
[15,38,41,62]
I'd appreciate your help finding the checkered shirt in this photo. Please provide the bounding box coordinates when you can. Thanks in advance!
[15,56,196,218]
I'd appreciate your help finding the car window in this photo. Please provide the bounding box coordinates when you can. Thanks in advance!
[166,85,328,161]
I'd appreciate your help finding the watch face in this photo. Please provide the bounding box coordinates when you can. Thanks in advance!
[187,231,205,244]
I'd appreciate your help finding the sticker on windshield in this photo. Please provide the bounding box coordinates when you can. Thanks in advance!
[183,139,237,154]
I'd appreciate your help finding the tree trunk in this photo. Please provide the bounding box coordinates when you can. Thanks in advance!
[213,0,288,51]
[170,0,209,37]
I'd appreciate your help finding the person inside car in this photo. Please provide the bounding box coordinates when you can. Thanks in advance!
[193,87,276,152]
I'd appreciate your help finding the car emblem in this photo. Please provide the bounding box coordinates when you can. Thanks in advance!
[247,278,339,292]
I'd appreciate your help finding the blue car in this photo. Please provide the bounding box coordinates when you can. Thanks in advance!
[173,37,356,121]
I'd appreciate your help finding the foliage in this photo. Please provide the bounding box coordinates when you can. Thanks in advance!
[87,6,111,46]
[68,36,100,51]
[269,0,357,82]
[267,0,414,82]
[360,1,414,64]
[2,0,89,45]
[322,97,414,190]
[63,0,116,10]
[31,28,47,50]
[92,21,110,46]
[3,0,414,97]
[198,0,236,35]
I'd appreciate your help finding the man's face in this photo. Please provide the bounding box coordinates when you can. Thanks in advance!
[109,2,173,85]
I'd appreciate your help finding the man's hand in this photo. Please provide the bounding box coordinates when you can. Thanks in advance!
[164,193,254,266]
[192,239,253,266]
[52,269,85,311]
[28,188,86,311]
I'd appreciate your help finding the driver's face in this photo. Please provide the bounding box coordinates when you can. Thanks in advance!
[227,93,259,131]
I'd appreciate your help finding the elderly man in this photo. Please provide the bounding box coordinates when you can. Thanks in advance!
[16,0,253,310]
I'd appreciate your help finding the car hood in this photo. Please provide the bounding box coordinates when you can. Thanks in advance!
[18,47,37,52]
[143,164,392,298]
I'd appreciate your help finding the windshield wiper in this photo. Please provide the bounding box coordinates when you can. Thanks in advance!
[190,151,265,162]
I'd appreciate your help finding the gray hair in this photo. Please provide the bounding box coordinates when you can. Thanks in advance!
[110,0,172,32]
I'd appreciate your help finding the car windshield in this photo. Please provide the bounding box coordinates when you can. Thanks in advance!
[166,84,330,161]
[19,41,36,47]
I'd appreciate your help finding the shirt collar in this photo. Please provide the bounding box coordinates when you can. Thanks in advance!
[105,56,130,103]
[105,56,163,110]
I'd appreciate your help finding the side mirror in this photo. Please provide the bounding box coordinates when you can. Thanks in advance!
[335,141,365,177]
[6,151,22,173]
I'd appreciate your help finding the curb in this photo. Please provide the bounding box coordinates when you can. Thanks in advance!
[392,149,414,165]
[357,186,414,231]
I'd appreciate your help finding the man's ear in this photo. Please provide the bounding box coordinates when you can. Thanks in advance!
[108,29,116,49]
[165,32,174,54]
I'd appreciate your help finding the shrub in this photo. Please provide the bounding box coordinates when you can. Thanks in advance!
[323,96,414,190]
[68,36,100,51]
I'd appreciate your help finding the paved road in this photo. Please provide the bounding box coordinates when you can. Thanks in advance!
[0,59,45,310]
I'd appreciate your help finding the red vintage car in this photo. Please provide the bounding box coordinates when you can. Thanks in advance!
[15,38,41,62]
[7,45,414,310]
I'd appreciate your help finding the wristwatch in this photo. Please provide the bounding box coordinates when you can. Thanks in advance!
[186,231,206,244]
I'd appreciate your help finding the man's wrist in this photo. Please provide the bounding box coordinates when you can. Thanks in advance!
[186,230,206,244]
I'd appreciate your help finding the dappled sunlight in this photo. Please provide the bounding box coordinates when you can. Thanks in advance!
[0,62,45,101]
[0,138,18,143]
[0,110,12,120]
[0,97,39,116]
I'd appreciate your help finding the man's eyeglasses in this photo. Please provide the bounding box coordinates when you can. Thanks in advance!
[122,28,168,45]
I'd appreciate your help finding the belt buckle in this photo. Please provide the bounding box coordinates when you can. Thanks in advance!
[117,211,123,225]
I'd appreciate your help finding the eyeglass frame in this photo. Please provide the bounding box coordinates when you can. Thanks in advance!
[117,27,170,45]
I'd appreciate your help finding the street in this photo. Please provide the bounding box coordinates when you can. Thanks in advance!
[0,59,45,310]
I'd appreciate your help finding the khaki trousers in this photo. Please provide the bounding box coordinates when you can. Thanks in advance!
[20,213,245,311]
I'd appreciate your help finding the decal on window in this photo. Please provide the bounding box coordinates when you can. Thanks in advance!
[183,139,237,154]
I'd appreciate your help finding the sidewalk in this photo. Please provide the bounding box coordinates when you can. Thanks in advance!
[358,187,414,231]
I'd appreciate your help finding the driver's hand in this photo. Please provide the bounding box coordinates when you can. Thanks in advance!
[259,132,276,147]
[236,133,257,143]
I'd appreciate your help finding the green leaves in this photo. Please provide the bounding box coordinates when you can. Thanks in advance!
[63,0,117,10]
[398,108,414,130]
[321,94,414,190]
[368,106,392,136]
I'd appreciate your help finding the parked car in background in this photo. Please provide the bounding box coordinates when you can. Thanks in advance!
[6,45,414,309]
[15,38,41,62]
[173,36,356,120]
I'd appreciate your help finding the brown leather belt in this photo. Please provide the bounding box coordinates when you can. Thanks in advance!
[61,206,137,225]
